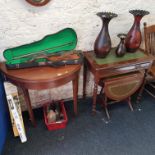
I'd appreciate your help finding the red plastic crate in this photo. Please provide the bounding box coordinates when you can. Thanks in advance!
[43,101,68,131]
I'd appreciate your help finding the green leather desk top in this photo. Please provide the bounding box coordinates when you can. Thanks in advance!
[93,49,146,65]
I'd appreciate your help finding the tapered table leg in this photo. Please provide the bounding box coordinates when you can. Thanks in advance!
[72,75,79,115]
[21,87,36,127]
[83,57,87,99]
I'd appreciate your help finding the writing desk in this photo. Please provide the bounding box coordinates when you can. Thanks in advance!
[83,49,154,113]
[0,63,81,126]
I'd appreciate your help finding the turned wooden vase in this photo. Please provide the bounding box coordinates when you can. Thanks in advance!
[115,33,127,57]
[94,12,117,58]
[125,10,149,52]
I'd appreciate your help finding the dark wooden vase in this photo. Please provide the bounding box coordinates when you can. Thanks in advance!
[125,10,149,52]
[94,12,117,58]
[115,34,127,57]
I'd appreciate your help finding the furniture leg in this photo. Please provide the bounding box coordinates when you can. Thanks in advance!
[21,87,36,127]
[144,86,155,99]
[136,69,147,104]
[104,95,110,119]
[72,75,79,115]
[105,107,110,120]
[83,57,87,99]
[99,89,110,119]
[127,97,134,111]
[92,80,99,114]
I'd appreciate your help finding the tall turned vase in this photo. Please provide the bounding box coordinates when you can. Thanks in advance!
[125,10,149,52]
[94,12,117,58]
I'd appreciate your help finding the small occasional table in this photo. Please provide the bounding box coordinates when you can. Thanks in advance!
[0,63,81,126]
[83,49,154,113]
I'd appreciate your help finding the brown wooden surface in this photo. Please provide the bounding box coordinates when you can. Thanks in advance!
[150,66,155,77]
[103,71,144,101]
[0,63,81,126]
[144,22,155,62]
[0,63,81,89]
[143,22,155,98]
[83,49,154,113]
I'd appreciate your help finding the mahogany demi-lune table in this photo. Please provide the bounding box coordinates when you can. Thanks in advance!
[0,63,81,126]
[83,49,154,113]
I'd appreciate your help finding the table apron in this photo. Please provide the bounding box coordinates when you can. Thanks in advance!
[4,71,80,90]
[96,61,152,79]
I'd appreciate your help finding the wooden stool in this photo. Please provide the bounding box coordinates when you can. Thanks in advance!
[99,71,144,119]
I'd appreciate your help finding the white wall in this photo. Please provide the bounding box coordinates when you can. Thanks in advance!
[0,0,155,108]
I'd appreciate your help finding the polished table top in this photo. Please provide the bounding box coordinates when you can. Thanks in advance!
[0,63,81,89]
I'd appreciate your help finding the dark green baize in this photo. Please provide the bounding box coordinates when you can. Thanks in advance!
[94,49,146,65]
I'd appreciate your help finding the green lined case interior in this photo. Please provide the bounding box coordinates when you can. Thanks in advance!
[4,28,77,65]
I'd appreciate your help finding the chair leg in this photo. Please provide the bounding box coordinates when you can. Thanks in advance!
[144,88,155,99]
[127,97,134,111]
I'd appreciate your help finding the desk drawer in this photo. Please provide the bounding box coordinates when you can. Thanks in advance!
[115,62,151,71]
[98,62,151,78]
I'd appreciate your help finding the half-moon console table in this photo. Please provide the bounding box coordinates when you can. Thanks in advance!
[0,63,81,127]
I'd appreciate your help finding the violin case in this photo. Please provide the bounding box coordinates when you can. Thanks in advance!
[3,28,82,69]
